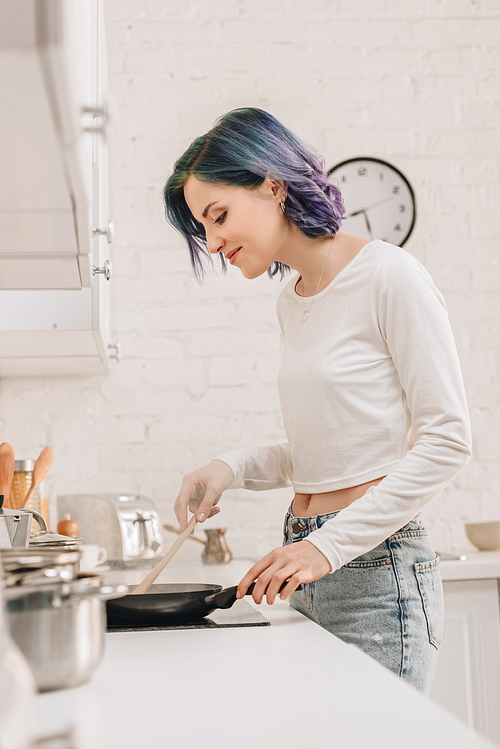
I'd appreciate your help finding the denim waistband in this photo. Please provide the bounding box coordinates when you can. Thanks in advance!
[283,499,422,539]
[283,499,341,535]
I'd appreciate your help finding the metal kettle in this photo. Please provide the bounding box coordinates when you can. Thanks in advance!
[163,524,233,565]
[0,495,48,549]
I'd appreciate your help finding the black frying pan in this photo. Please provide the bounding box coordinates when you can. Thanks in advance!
[106,581,296,625]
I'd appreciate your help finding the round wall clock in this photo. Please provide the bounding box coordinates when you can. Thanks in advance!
[327,157,416,246]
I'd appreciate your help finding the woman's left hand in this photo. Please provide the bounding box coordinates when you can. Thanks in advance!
[236,540,332,605]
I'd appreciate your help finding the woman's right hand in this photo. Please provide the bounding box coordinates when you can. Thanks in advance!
[174,459,235,532]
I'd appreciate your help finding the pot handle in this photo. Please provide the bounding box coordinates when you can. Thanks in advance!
[97,583,129,601]
[70,583,129,603]
[5,582,129,604]
[20,507,48,533]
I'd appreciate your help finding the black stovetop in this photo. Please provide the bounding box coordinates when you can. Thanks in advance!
[106,598,270,632]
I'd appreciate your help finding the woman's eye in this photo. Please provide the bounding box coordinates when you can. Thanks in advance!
[215,212,226,225]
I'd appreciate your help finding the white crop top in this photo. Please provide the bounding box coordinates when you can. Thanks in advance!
[216,240,472,572]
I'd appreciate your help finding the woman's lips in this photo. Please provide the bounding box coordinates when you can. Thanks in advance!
[229,248,241,265]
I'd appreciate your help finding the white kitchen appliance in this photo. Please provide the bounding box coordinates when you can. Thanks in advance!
[57,494,163,568]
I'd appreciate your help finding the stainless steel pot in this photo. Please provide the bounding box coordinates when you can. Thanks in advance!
[4,575,127,692]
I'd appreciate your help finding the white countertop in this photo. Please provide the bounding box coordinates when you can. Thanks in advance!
[95,547,500,586]
[31,559,496,749]
[438,549,500,582]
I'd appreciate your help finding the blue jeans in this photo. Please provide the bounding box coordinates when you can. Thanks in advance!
[283,501,444,695]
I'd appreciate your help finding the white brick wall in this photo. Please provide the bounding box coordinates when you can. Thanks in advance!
[1,0,499,560]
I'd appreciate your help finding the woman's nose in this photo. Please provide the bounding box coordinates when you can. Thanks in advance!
[206,227,225,255]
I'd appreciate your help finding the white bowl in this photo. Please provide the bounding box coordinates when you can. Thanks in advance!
[464,521,500,551]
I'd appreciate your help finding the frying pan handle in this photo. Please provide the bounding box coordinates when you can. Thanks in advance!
[206,581,302,610]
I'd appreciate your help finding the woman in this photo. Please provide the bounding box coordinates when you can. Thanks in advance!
[163,108,472,694]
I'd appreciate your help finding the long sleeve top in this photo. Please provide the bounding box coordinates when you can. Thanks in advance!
[215,239,472,572]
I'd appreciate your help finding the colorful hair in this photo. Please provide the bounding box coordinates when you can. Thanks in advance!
[163,108,345,282]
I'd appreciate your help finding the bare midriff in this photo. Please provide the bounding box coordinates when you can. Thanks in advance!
[292,475,387,517]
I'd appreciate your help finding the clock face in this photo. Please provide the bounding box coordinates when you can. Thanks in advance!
[327,157,416,246]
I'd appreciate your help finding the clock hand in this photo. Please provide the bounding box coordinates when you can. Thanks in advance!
[346,194,397,219]
[362,209,373,239]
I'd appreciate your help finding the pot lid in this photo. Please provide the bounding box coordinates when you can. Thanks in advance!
[4,574,127,604]
[1,547,80,569]
[29,531,83,546]
[5,572,100,600]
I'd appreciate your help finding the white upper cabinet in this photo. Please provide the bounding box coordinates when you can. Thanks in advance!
[0,0,114,376]
[0,0,107,289]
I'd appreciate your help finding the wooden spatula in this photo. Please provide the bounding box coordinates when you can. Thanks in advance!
[0,443,15,508]
[21,446,53,509]
[132,514,198,595]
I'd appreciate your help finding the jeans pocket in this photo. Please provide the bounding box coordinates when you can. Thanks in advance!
[343,539,392,569]
[344,556,392,569]
[414,555,444,650]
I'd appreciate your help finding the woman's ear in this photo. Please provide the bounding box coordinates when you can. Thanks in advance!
[264,174,288,200]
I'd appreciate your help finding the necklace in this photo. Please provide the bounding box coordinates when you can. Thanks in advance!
[298,237,335,321]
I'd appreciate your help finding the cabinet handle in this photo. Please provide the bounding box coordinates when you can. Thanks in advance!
[93,220,115,243]
[93,260,112,281]
[81,105,109,134]
[108,341,121,362]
